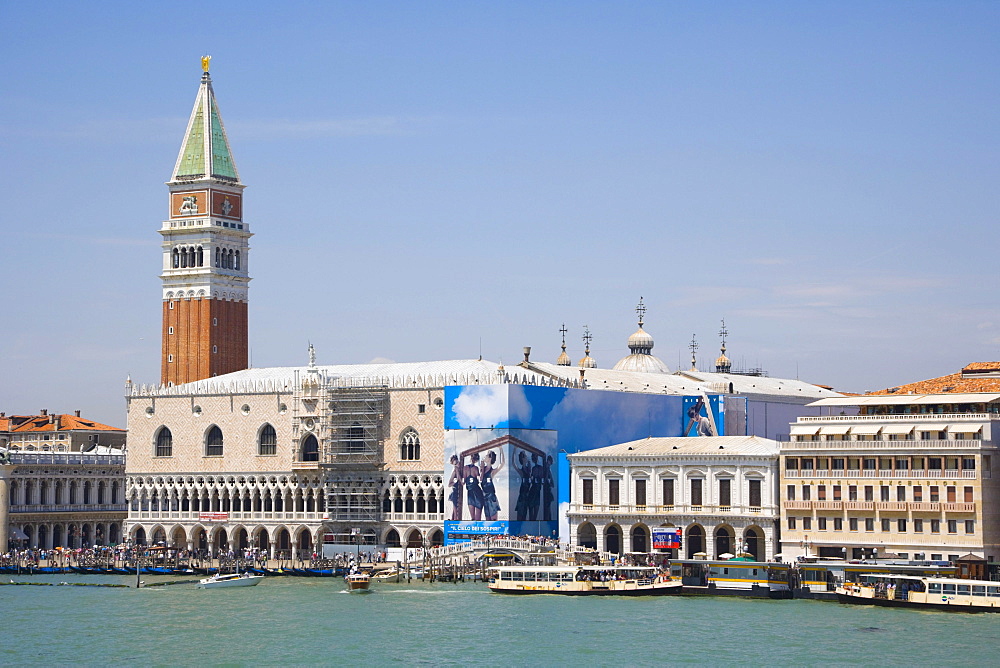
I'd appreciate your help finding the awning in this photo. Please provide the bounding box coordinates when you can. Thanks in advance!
[808,393,1000,407]
[914,424,950,432]
[947,425,982,434]
[880,424,915,435]
[9,526,28,541]
[790,425,820,436]
[819,425,852,435]
[849,424,882,435]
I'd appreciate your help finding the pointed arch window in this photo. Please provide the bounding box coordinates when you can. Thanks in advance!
[399,428,420,461]
[205,425,224,457]
[258,424,277,456]
[155,427,173,457]
[300,434,319,462]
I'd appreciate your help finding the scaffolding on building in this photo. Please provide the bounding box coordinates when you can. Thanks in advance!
[322,386,387,533]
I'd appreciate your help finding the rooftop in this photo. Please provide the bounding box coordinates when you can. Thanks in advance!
[866,363,1000,396]
[569,435,780,458]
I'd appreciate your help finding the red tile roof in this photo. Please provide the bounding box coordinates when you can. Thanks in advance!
[6,414,124,433]
[868,362,1000,395]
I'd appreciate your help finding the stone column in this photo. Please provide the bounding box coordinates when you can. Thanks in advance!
[0,465,14,552]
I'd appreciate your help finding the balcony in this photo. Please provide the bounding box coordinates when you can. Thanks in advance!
[875,502,908,512]
[12,503,126,514]
[941,502,976,513]
[291,460,322,470]
[908,502,940,512]
[784,468,978,480]
[568,503,775,516]
[782,438,986,451]
[844,501,875,511]
[814,501,843,510]
[784,501,812,510]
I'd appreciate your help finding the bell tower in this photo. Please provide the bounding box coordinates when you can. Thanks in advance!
[160,57,251,386]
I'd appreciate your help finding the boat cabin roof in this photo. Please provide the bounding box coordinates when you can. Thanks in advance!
[489,564,658,573]
[858,573,996,586]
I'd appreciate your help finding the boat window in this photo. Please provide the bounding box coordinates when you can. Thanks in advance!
[512,572,524,581]
[988,586,1000,597]
[972,586,986,597]
[956,585,970,595]
[942,583,956,595]
[928,582,942,594]
[501,571,512,581]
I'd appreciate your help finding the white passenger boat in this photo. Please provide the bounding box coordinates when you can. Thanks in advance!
[196,572,264,589]
[345,572,371,592]
[836,574,1000,612]
[488,565,681,596]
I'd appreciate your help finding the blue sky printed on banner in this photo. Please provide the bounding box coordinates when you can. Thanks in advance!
[445,384,687,452]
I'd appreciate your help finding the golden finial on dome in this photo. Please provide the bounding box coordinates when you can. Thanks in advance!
[201,55,212,72]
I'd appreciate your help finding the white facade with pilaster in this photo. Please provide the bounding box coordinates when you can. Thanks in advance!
[567,435,781,560]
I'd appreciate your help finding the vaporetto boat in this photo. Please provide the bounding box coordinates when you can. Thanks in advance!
[488,565,681,596]
[836,574,1000,612]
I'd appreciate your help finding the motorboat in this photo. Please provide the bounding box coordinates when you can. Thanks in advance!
[345,572,371,592]
[196,572,264,589]
[488,565,681,596]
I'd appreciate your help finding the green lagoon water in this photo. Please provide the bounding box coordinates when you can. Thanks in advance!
[2,574,998,666]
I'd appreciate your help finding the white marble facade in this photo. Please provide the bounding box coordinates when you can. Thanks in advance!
[567,436,781,560]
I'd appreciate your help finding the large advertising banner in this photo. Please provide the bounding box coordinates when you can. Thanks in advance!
[443,384,718,542]
[443,428,558,543]
[682,393,725,437]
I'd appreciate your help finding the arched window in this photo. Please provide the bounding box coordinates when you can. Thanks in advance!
[399,428,420,461]
[180,247,188,268]
[172,248,180,269]
[155,427,173,457]
[235,250,240,270]
[215,247,221,267]
[197,246,204,267]
[301,434,319,462]
[205,426,224,457]
[258,424,277,455]
[228,249,234,269]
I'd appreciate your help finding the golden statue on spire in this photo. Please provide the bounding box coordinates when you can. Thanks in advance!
[201,55,212,72]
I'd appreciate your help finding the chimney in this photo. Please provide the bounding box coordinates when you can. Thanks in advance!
[50,414,56,425]
[75,410,81,417]
[522,346,531,364]
[40,409,48,416]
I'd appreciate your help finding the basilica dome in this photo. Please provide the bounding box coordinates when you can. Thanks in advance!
[612,298,670,374]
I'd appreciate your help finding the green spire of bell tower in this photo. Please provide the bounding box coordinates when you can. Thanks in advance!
[171,59,240,184]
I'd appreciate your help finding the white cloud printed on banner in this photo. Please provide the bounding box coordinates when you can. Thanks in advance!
[451,385,532,428]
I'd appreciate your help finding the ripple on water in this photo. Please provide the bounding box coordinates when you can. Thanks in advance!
[3,576,998,666]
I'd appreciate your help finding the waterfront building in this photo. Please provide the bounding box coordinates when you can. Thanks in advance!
[126,357,568,556]
[566,436,781,560]
[779,391,1000,562]
[1,411,126,550]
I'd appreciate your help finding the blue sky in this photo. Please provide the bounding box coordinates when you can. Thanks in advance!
[3,2,999,427]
